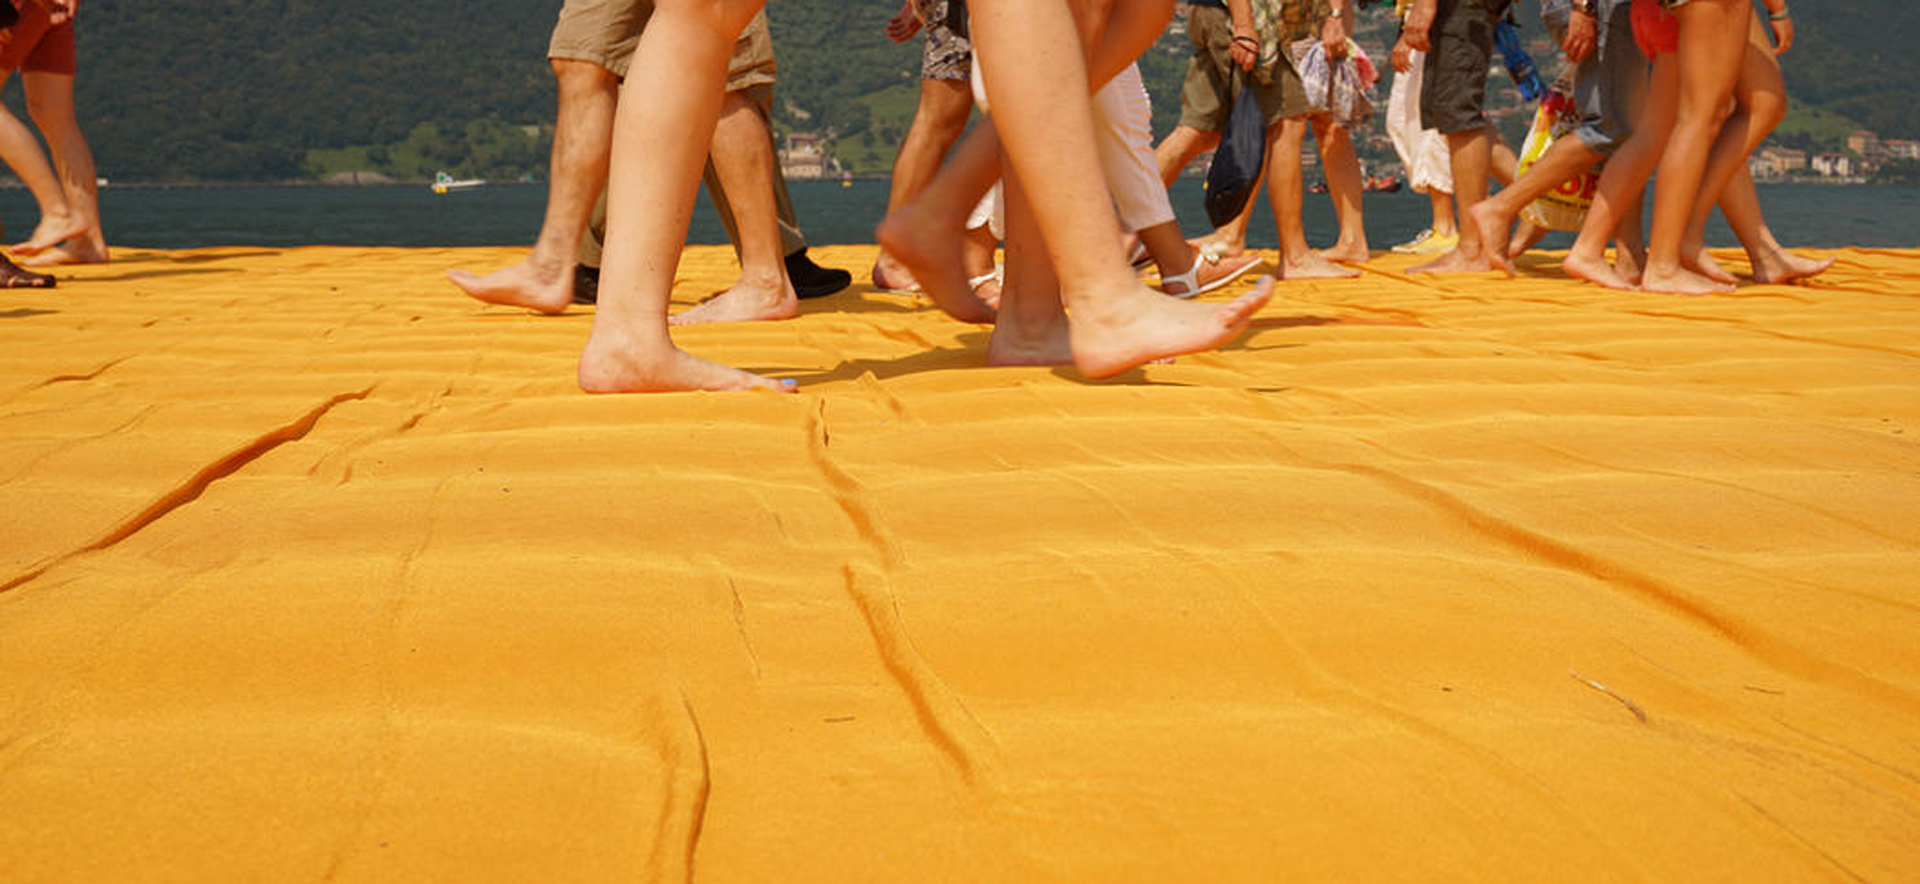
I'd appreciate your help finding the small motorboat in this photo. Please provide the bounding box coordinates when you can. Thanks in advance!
[431,171,484,194]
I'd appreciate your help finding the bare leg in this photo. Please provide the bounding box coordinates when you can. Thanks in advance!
[1612,188,1647,283]
[1682,15,1831,286]
[1426,189,1461,246]
[1155,124,1221,186]
[1564,57,1677,290]
[1160,124,1258,258]
[876,122,1001,322]
[1505,220,1550,260]
[1410,125,1495,273]
[1430,190,1457,236]
[577,0,790,393]
[1719,168,1834,283]
[878,0,1168,321]
[1490,135,1520,188]
[1200,174,1262,257]
[669,91,798,325]
[1468,134,1602,276]
[885,78,973,215]
[1641,0,1749,295]
[16,72,106,264]
[967,0,1271,377]
[1679,12,1775,284]
[1268,118,1356,279]
[0,73,82,255]
[988,161,1073,366]
[1311,116,1370,263]
[874,77,973,291]
[449,59,616,313]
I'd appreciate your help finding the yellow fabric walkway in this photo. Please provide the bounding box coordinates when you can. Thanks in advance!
[3,245,1917,880]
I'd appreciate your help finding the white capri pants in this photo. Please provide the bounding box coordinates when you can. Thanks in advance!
[967,62,1176,236]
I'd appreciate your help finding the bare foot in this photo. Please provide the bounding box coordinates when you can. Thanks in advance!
[1681,241,1739,285]
[1067,277,1274,378]
[20,239,110,266]
[578,333,794,394]
[971,274,1003,312]
[876,207,995,323]
[448,255,574,314]
[1408,247,1493,274]
[1279,251,1360,280]
[1193,236,1248,260]
[986,308,1072,366]
[1749,247,1835,286]
[11,212,89,256]
[871,251,922,292]
[1510,219,1548,259]
[1562,250,1635,290]
[1612,245,1644,287]
[669,276,798,326]
[1639,264,1736,296]
[1315,242,1372,265]
[1468,201,1516,277]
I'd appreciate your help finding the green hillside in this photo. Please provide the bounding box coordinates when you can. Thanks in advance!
[4,0,1909,183]
[31,0,557,182]
[1777,3,1915,142]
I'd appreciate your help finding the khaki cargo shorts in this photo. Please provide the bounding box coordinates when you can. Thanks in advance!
[548,0,776,91]
[1177,3,1311,131]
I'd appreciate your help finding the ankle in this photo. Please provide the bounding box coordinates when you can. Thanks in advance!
[523,248,575,279]
[737,266,786,290]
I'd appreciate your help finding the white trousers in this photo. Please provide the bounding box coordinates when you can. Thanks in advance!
[1385,51,1454,195]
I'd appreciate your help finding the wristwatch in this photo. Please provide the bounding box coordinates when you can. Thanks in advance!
[1570,0,1594,14]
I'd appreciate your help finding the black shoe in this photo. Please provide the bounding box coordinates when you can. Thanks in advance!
[785,249,852,299]
[572,265,599,305]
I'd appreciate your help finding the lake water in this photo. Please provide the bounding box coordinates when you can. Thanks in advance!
[5,179,1915,252]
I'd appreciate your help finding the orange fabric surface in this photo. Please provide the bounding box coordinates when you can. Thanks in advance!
[3,245,1918,879]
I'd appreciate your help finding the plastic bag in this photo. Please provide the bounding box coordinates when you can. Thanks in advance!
[1329,52,1374,125]
[1516,92,1601,231]
[1294,40,1332,114]
[1205,72,1268,229]
[1293,40,1374,126]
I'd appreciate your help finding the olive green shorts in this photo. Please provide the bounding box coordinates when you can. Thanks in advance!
[547,0,776,92]
[1176,3,1312,131]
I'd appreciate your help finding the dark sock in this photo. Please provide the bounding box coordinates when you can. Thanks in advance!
[785,249,851,299]
[572,265,599,305]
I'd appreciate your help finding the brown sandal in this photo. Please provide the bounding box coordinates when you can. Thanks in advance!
[0,255,54,289]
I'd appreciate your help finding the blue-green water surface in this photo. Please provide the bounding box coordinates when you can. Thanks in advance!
[5,180,1913,252]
